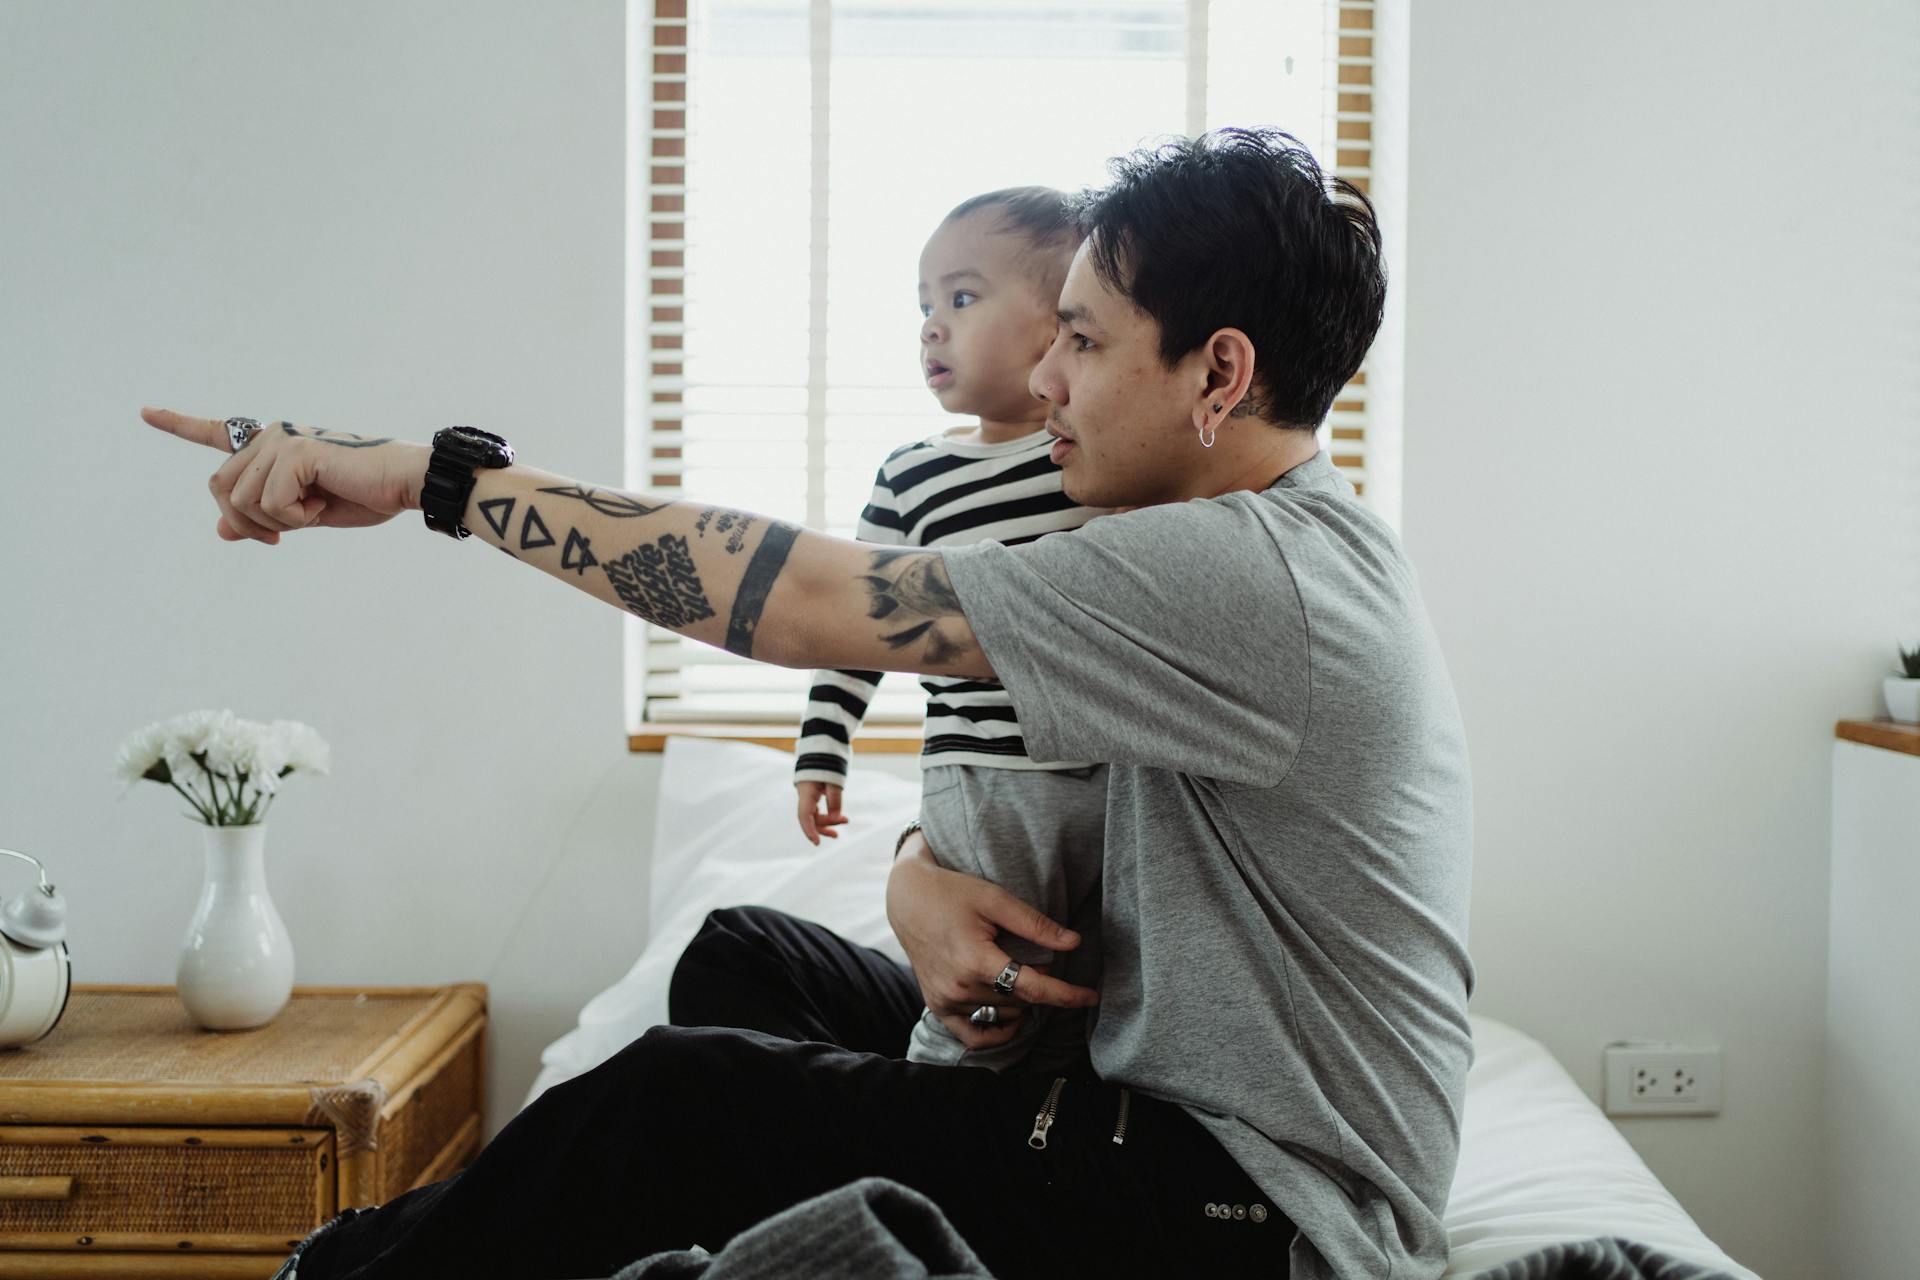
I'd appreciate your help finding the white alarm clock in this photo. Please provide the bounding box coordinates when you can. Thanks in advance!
[0,847,71,1048]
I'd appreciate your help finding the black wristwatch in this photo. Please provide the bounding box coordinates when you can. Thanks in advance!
[421,426,515,539]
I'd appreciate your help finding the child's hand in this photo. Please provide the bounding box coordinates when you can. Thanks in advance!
[795,780,849,846]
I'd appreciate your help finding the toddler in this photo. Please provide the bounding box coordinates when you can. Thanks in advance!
[793,187,1108,1073]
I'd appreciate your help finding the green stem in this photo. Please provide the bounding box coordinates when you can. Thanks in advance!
[205,760,241,826]
[239,774,266,826]
[204,763,229,825]
[167,777,215,824]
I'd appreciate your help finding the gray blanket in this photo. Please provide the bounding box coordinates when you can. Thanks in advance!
[609,1177,1740,1280]
[612,1178,991,1280]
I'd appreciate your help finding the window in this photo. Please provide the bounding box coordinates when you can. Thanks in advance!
[627,0,1377,734]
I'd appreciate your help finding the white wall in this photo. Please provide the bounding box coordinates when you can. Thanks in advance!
[1402,4,1920,1277]
[0,0,637,1137]
[6,5,1919,1278]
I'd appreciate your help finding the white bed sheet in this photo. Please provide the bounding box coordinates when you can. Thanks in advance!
[531,738,1759,1279]
[1445,1015,1757,1278]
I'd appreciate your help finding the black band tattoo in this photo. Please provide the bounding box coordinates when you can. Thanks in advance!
[860,550,972,666]
[604,534,715,628]
[536,484,666,519]
[724,521,802,657]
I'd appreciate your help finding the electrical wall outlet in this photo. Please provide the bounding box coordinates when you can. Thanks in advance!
[1603,1042,1723,1116]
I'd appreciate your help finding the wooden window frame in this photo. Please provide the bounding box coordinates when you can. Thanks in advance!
[628,0,1378,752]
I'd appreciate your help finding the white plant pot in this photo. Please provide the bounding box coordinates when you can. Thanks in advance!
[1886,676,1920,725]
[177,823,294,1031]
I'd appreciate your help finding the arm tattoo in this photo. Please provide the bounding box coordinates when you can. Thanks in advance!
[859,550,973,666]
[603,533,715,627]
[536,484,666,519]
[478,496,516,539]
[724,521,802,657]
[279,422,393,448]
[693,507,759,555]
[560,527,598,576]
[518,504,555,550]
[718,511,756,554]
[481,496,593,573]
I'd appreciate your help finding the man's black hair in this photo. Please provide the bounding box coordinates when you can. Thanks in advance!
[1071,128,1386,429]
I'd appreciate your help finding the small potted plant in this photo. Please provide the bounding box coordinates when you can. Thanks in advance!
[1886,642,1920,724]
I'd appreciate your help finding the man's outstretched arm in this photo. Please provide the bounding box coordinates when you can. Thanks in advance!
[140,409,991,678]
[461,462,992,677]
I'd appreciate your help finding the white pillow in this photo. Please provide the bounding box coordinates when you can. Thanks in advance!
[523,737,917,1108]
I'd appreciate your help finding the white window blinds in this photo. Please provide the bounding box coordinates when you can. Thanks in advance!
[628,0,1376,730]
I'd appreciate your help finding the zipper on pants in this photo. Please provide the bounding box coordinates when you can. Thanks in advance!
[1028,1077,1067,1149]
[1028,1080,1133,1149]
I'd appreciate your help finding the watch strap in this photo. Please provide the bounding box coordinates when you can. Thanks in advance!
[422,426,513,539]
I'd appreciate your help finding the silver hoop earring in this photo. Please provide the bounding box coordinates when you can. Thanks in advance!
[1199,423,1217,449]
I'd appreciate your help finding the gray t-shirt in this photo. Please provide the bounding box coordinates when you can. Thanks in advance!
[941,451,1474,1280]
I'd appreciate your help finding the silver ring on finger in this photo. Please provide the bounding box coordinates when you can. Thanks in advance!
[225,417,262,453]
[969,1005,999,1026]
[992,960,1021,996]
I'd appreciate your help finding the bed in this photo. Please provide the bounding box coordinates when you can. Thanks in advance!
[532,738,1758,1279]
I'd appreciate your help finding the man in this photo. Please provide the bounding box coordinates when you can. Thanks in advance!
[148,128,1473,1280]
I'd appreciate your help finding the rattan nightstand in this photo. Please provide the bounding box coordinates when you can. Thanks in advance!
[0,983,486,1278]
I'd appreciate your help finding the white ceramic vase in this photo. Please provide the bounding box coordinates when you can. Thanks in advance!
[1886,676,1920,725]
[177,823,294,1031]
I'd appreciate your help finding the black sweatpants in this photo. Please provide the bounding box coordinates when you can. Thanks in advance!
[296,907,1291,1279]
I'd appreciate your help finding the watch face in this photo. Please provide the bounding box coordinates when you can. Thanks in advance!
[437,426,513,466]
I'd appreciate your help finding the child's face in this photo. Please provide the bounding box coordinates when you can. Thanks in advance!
[916,212,1061,426]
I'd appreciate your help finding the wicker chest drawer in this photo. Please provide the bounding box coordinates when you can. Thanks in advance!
[0,1125,333,1251]
[0,984,487,1279]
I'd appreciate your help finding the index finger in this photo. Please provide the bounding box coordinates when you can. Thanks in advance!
[141,407,233,452]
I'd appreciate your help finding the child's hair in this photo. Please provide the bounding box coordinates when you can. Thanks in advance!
[942,186,1083,300]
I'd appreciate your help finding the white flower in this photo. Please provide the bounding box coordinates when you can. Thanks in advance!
[272,720,332,777]
[112,720,174,790]
[116,710,329,822]
[201,717,255,779]
[233,720,294,795]
[159,708,239,782]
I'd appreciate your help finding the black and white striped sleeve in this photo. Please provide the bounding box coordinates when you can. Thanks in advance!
[793,466,907,785]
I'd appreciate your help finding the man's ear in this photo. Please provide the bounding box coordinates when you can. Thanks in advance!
[1191,328,1258,427]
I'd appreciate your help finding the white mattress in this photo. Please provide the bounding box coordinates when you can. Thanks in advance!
[533,739,1763,1279]
[1446,1015,1758,1278]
